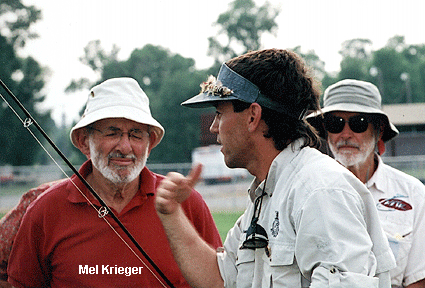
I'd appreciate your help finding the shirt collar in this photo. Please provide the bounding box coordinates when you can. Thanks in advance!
[248,139,304,200]
[366,154,386,193]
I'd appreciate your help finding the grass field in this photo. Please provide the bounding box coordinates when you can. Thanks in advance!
[212,211,244,241]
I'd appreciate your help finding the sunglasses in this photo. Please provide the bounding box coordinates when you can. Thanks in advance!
[240,190,269,250]
[324,114,371,134]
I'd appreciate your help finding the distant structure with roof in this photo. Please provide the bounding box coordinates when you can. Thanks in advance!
[383,103,425,156]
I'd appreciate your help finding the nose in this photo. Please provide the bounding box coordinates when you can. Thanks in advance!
[115,133,133,153]
[209,116,219,134]
[339,121,353,138]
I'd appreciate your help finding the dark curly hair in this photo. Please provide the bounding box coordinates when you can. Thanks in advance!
[226,48,322,151]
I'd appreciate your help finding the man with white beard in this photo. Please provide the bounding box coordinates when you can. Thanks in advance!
[307,79,425,288]
[7,78,222,288]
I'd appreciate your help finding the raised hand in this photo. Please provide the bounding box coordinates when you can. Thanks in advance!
[155,164,203,215]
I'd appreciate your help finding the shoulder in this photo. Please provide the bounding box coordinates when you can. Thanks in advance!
[379,162,425,198]
[24,179,71,215]
[182,189,208,212]
[279,148,371,212]
[295,147,363,189]
[381,162,423,185]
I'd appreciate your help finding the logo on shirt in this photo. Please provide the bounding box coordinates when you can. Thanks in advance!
[271,211,279,237]
[377,195,412,211]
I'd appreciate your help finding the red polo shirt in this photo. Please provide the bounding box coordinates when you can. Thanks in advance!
[8,160,222,287]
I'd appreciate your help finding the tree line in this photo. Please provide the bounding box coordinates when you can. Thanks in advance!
[1,0,425,166]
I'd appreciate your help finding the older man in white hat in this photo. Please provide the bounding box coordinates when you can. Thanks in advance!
[307,79,425,288]
[7,77,222,288]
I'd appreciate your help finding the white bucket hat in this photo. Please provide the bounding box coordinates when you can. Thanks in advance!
[70,77,164,148]
[306,79,398,142]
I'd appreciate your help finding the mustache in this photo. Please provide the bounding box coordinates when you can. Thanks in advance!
[108,152,136,160]
[335,140,360,149]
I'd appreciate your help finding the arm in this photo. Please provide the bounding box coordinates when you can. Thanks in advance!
[0,183,51,282]
[408,279,425,288]
[0,280,12,288]
[404,184,425,287]
[296,189,382,287]
[155,165,224,288]
[7,198,51,288]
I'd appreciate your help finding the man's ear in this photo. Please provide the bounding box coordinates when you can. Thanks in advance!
[247,103,263,132]
[73,129,91,158]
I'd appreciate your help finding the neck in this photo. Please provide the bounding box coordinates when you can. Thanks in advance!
[87,170,140,213]
[346,153,377,184]
[247,139,281,183]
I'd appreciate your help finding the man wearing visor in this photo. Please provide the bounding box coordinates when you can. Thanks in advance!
[307,79,425,288]
[155,49,395,287]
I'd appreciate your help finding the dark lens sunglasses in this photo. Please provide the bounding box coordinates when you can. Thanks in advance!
[324,114,371,134]
[240,191,269,250]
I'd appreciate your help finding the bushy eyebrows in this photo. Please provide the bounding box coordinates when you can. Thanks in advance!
[105,126,145,132]
[91,124,146,134]
[93,119,150,131]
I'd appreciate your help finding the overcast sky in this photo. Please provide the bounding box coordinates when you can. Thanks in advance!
[20,0,425,125]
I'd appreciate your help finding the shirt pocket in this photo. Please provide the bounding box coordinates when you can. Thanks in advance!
[235,248,255,286]
[381,215,413,265]
[264,242,301,287]
[386,232,412,284]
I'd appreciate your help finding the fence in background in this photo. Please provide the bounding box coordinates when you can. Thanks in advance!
[1,156,425,212]
[2,155,425,187]
[0,163,193,187]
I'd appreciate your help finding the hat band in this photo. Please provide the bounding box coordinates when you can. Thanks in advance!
[218,64,305,118]
[325,92,381,110]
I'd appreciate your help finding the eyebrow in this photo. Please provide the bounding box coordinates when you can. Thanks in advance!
[103,126,144,131]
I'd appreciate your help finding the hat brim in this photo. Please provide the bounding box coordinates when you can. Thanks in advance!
[181,92,241,108]
[70,106,164,148]
[306,104,399,142]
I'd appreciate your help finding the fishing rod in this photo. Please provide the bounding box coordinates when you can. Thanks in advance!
[0,79,175,288]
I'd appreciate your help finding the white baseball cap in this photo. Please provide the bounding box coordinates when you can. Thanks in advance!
[70,77,164,148]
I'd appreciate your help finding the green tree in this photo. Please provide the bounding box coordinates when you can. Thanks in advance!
[337,38,373,81]
[324,36,425,105]
[208,0,279,64]
[292,46,327,81]
[66,40,120,93]
[371,36,425,104]
[0,0,41,49]
[371,47,407,104]
[0,0,55,166]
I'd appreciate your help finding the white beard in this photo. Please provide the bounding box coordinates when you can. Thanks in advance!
[329,136,376,168]
[89,138,147,185]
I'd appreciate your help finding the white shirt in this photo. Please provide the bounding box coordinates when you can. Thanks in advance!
[367,156,425,287]
[217,141,396,288]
